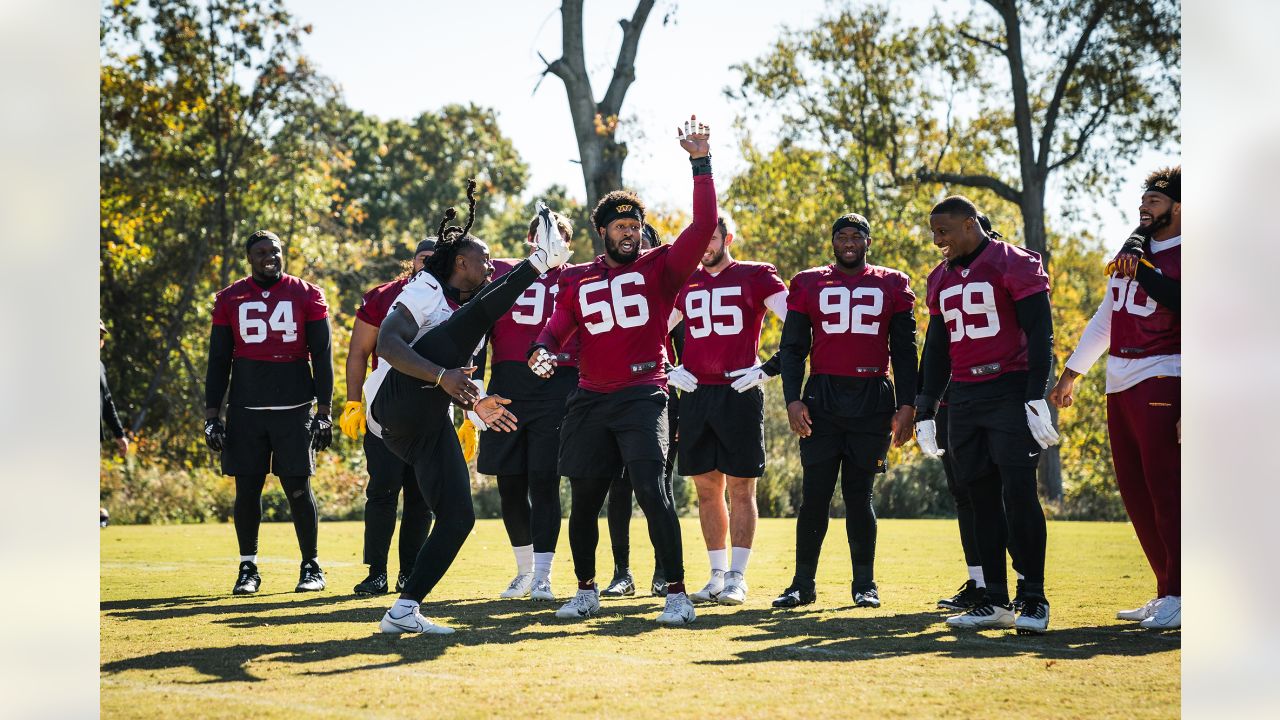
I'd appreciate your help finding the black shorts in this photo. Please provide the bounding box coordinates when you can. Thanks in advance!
[676,384,765,478]
[797,404,892,473]
[945,393,1041,485]
[558,385,668,478]
[364,430,415,492]
[477,396,568,477]
[222,405,314,477]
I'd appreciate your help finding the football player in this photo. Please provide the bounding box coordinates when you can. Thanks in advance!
[339,239,436,596]
[369,187,571,634]
[770,213,917,610]
[529,116,716,625]
[475,210,577,602]
[915,195,1059,634]
[666,212,788,606]
[1048,167,1181,629]
[204,230,334,595]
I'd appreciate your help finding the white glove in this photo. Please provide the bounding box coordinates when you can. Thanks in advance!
[915,418,945,457]
[727,364,772,393]
[666,365,698,393]
[1024,399,1060,449]
[465,381,489,431]
[529,347,556,378]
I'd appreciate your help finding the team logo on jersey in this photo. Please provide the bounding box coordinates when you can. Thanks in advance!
[960,268,970,278]
[261,291,270,298]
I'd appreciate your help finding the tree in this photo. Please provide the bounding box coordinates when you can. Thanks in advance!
[537,0,657,255]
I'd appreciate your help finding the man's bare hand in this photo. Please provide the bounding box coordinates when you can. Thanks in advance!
[439,366,478,405]
[475,395,518,432]
[677,114,710,158]
[1048,373,1077,408]
[787,400,812,438]
[890,406,915,447]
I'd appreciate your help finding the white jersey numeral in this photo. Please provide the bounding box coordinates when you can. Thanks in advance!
[938,282,1000,341]
[579,271,650,335]
[1109,277,1156,317]
[684,287,745,338]
[238,301,298,344]
[817,286,884,334]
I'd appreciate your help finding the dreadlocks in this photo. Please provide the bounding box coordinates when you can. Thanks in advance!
[424,179,484,284]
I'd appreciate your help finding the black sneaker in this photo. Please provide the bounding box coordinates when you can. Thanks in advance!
[233,561,260,595]
[937,579,985,611]
[651,572,668,597]
[601,566,635,598]
[395,571,409,594]
[771,585,817,609]
[354,570,388,595]
[1015,596,1050,635]
[853,584,881,608]
[295,560,326,592]
[1013,579,1027,614]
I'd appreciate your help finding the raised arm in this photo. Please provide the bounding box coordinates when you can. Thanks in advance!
[662,116,717,293]
[378,304,478,407]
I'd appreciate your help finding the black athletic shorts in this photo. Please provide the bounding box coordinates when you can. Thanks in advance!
[558,384,668,478]
[222,404,314,477]
[945,392,1041,485]
[676,384,765,478]
[797,404,892,473]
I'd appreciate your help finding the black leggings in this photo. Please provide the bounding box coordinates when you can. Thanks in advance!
[941,453,981,568]
[571,459,682,584]
[380,261,541,601]
[363,436,431,573]
[605,468,668,574]
[793,456,877,590]
[968,464,1045,603]
[497,469,561,553]
[233,474,318,559]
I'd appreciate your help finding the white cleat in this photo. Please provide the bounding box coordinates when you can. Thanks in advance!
[500,572,534,599]
[379,605,455,635]
[689,570,725,603]
[1117,597,1161,621]
[555,588,601,619]
[530,576,556,602]
[946,602,1015,629]
[718,571,747,606]
[529,201,572,272]
[655,592,697,626]
[1015,597,1050,635]
[1139,596,1180,629]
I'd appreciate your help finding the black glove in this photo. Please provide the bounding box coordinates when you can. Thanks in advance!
[1118,226,1151,258]
[204,418,225,452]
[311,414,333,452]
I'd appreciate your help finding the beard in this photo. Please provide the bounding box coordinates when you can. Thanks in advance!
[834,248,867,269]
[1141,206,1174,236]
[605,239,639,265]
[700,246,726,268]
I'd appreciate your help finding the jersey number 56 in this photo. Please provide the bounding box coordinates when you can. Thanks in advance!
[579,272,650,335]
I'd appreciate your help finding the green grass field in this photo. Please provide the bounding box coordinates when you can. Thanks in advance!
[101,518,1179,719]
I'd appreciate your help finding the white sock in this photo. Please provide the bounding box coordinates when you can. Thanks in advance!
[514,544,534,574]
[392,598,419,614]
[533,552,554,580]
[240,555,257,564]
[968,565,985,588]
[730,546,752,574]
[1016,571,1026,581]
[707,548,728,573]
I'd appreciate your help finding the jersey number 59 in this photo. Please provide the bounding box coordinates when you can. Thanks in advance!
[937,282,1000,341]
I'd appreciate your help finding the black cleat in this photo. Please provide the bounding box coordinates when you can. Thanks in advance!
[233,561,261,595]
[853,584,881,608]
[771,585,817,609]
[395,571,409,594]
[1013,579,1027,615]
[601,566,635,598]
[937,579,986,611]
[651,572,668,597]
[295,559,326,592]
[354,570,388,595]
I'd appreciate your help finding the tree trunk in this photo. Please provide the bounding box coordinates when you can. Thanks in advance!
[1020,181,1063,500]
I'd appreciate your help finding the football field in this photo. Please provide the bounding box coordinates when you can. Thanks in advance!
[101,518,1180,719]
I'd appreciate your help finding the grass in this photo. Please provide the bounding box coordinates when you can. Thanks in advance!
[101,518,1179,719]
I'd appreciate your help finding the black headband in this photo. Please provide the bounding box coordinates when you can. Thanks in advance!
[832,213,871,238]
[416,238,437,254]
[246,230,279,252]
[597,201,644,230]
[1145,176,1180,202]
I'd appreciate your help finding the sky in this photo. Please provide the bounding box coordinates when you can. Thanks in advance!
[291,0,1177,245]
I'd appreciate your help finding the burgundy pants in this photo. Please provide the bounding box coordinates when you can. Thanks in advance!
[1107,375,1180,597]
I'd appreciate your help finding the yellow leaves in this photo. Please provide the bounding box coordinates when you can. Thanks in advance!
[593,113,619,137]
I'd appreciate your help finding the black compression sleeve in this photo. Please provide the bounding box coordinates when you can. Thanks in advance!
[1134,263,1181,312]
[887,311,918,408]
[779,311,812,404]
[1013,291,1054,402]
[305,318,333,408]
[760,350,782,376]
[916,315,951,416]
[100,364,126,437]
[474,340,489,384]
[204,325,234,410]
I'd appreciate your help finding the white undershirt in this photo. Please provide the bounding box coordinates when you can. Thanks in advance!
[364,274,454,438]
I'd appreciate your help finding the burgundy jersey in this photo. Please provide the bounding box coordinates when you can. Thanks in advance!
[488,259,578,367]
[788,264,915,378]
[1109,240,1180,358]
[676,261,787,384]
[925,241,1049,383]
[212,274,328,361]
[536,174,718,392]
[355,277,410,371]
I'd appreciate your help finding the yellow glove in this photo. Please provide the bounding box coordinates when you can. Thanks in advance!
[339,400,366,439]
[458,418,478,464]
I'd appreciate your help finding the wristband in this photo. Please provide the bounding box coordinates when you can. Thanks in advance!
[690,154,712,176]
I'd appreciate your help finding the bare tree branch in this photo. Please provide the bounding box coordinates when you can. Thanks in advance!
[600,1,656,116]
[1048,101,1109,172]
[914,170,1023,205]
[1036,0,1110,173]
[959,29,1007,55]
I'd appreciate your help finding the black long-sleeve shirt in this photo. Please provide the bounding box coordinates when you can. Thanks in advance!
[204,318,332,410]
[100,361,126,439]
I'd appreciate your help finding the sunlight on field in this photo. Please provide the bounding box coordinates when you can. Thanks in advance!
[101,519,1179,719]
